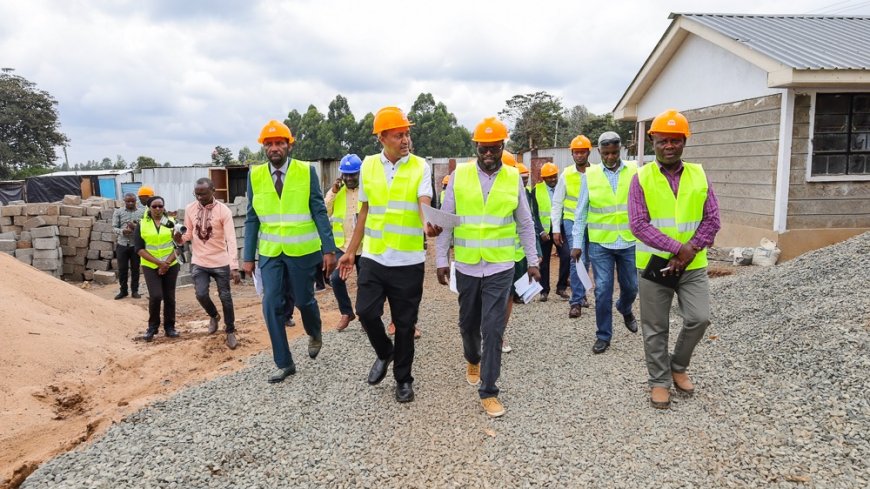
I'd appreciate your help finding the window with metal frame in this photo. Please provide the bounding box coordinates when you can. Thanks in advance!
[811,93,870,176]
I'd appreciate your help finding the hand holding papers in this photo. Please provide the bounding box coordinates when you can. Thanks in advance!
[575,258,593,290]
[513,273,543,304]
[422,205,461,229]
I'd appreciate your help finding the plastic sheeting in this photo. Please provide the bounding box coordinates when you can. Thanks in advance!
[0,181,24,204]
[25,175,81,203]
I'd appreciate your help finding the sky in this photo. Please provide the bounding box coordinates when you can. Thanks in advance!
[2,0,869,166]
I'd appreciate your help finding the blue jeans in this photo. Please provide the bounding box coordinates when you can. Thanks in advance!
[329,249,359,316]
[562,219,589,305]
[588,243,638,342]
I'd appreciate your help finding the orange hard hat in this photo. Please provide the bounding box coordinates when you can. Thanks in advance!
[517,163,529,175]
[540,163,559,178]
[137,185,154,197]
[258,120,295,144]
[501,151,517,167]
[372,106,414,135]
[569,135,592,150]
[472,117,509,143]
[648,109,691,138]
[442,175,450,185]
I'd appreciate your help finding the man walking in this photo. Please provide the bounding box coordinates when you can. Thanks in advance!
[435,117,540,418]
[552,135,592,317]
[571,132,639,354]
[325,153,362,331]
[629,109,720,409]
[112,192,144,300]
[243,120,337,383]
[337,106,432,404]
[176,178,242,349]
[531,163,569,302]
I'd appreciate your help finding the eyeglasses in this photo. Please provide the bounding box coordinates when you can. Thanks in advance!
[477,145,503,155]
[150,205,164,209]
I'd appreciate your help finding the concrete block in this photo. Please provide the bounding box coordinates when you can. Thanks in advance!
[0,231,16,240]
[233,216,246,227]
[81,228,94,239]
[90,240,113,252]
[0,205,22,217]
[15,255,32,265]
[69,237,88,248]
[42,215,59,225]
[57,215,70,226]
[83,270,95,281]
[59,226,78,237]
[30,226,59,239]
[100,250,114,259]
[93,222,114,233]
[15,247,34,257]
[13,215,28,226]
[34,248,61,260]
[90,231,102,241]
[69,217,94,228]
[93,270,117,285]
[86,259,111,271]
[0,225,22,234]
[46,205,60,216]
[86,207,101,217]
[60,205,85,217]
[33,237,60,249]
[86,249,101,260]
[0,216,11,226]
[70,254,86,265]
[24,203,51,216]
[62,195,82,205]
[99,209,115,220]
[111,258,117,269]
[101,233,117,243]
[16,241,32,249]
[32,258,59,270]
[62,263,75,275]
[0,240,16,252]
[61,245,77,256]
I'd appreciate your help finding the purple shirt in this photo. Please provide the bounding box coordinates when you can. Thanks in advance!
[436,163,540,276]
[628,160,720,255]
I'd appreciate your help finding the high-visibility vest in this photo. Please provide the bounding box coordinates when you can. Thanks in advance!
[453,162,519,264]
[635,162,709,270]
[561,165,582,221]
[361,154,425,254]
[586,162,637,244]
[251,160,321,258]
[330,186,361,249]
[534,182,551,233]
[139,215,177,269]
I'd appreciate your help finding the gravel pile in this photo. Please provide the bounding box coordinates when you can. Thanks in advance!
[23,233,870,488]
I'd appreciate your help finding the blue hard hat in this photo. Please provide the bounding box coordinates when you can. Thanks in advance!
[339,154,362,174]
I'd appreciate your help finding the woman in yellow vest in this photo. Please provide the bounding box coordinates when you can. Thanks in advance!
[134,196,180,341]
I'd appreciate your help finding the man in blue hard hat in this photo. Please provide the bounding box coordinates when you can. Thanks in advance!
[325,154,363,331]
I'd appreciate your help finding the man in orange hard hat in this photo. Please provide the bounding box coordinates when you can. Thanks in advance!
[530,162,570,302]
[137,185,155,207]
[337,106,434,404]
[552,135,593,317]
[243,120,337,383]
[628,109,720,409]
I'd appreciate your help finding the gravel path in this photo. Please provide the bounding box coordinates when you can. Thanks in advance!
[23,234,870,488]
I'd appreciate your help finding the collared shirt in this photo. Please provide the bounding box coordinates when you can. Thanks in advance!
[572,161,635,250]
[628,160,721,254]
[357,151,433,267]
[270,160,289,187]
[550,163,587,231]
[325,185,360,254]
[112,205,145,246]
[436,164,540,277]
[181,200,239,270]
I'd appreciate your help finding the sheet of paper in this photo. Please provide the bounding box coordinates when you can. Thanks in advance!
[422,205,461,229]
[253,264,264,298]
[513,273,542,303]
[575,259,593,290]
[449,261,458,294]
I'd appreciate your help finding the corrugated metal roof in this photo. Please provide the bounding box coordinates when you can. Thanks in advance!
[678,13,870,70]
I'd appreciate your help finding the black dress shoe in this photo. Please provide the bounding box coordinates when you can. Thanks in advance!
[367,354,393,385]
[131,292,141,299]
[165,328,180,338]
[114,291,128,300]
[623,313,638,333]
[592,339,610,354]
[539,292,548,302]
[395,382,414,403]
[142,328,158,342]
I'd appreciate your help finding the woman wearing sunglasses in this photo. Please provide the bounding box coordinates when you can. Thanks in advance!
[134,195,181,341]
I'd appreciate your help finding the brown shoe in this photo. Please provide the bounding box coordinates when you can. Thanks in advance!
[387,322,396,335]
[208,313,220,334]
[672,371,695,395]
[335,314,355,332]
[650,387,671,409]
[466,362,480,385]
[226,332,238,350]
[556,289,570,300]
[569,304,582,318]
[481,397,506,417]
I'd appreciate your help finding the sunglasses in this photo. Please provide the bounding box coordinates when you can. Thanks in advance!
[150,204,164,209]
[477,145,503,155]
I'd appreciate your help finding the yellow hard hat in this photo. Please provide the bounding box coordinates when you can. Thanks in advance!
[442,175,450,185]
[472,117,509,143]
[517,163,529,175]
[258,120,295,144]
[372,106,414,135]
[570,135,592,150]
[648,109,691,138]
[501,151,517,167]
[137,185,154,197]
[540,163,559,178]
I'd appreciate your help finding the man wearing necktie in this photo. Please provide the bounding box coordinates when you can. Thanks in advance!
[243,120,337,383]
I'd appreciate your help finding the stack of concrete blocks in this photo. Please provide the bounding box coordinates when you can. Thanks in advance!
[229,196,248,267]
[79,197,120,285]
[1,201,64,278]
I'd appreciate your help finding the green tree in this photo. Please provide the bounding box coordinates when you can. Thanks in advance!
[408,93,473,158]
[0,69,70,179]
[327,95,357,155]
[135,155,158,169]
[499,91,568,154]
[211,146,233,166]
[290,105,338,161]
[348,112,379,157]
[579,113,635,152]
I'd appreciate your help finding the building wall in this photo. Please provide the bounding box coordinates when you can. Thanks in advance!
[140,167,210,211]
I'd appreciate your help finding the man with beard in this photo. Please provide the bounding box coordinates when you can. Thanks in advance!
[243,120,336,383]
[325,154,362,331]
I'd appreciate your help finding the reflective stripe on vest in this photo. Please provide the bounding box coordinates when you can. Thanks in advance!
[251,160,322,257]
[586,162,637,244]
[453,162,519,264]
[330,186,357,249]
[635,162,709,270]
[534,182,551,232]
[139,216,177,269]
[561,165,582,221]
[361,154,425,254]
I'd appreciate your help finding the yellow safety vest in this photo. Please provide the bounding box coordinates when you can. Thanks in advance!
[330,186,361,249]
[635,161,709,270]
[251,160,321,258]
[139,215,177,269]
[561,165,582,221]
[361,154,425,254]
[534,182,551,233]
[453,162,519,264]
[586,162,637,244]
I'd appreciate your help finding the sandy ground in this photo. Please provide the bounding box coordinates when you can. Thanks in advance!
[0,252,343,488]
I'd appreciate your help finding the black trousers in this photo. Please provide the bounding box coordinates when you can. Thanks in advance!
[539,224,570,294]
[356,257,424,384]
[191,264,235,333]
[116,244,141,293]
[142,264,179,333]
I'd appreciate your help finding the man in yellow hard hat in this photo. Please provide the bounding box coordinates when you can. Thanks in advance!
[628,109,720,410]
[439,174,450,209]
[552,135,592,317]
[531,162,569,302]
[570,132,639,355]
[337,106,433,404]
[243,120,337,383]
[137,185,155,207]
[434,117,540,418]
